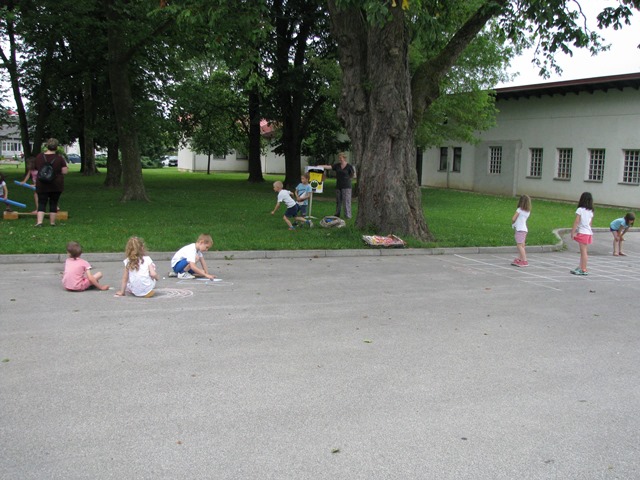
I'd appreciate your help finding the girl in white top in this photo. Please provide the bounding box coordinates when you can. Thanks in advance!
[115,237,159,297]
[511,195,531,267]
[570,192,594,276]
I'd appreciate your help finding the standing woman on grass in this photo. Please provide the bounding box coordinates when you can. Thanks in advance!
[34,138,68,227]
[571,192,594,276]
[317,152,356,220]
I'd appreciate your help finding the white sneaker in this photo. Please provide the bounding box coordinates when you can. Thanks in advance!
[178,272,195,279]
[168,271,178,278]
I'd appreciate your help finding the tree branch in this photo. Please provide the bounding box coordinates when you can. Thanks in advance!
[411,0,508,122]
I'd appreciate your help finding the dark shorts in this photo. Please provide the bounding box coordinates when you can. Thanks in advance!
[284,204,301,218]
[298,204,308,216]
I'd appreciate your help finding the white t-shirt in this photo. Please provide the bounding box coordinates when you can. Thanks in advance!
[277,189,296,208]
[171,243,202,268]
[513,208,530,232]
[575,207,594,235]
[124,255,156,297]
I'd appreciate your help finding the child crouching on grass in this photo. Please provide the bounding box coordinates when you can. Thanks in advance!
[271,181,312,230]
[62,241,109,291]
[115,237,159,298]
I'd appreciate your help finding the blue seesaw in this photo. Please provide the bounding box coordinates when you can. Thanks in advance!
[14,180,36,191]
[0,197,27,209]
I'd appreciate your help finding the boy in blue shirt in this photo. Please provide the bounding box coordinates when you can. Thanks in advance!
[610,212,635,256]
[295,173,313,217]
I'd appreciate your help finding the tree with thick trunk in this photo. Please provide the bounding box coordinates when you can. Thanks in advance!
[327,0,507,240]
[106,20,148,201]
[327,0,638,240]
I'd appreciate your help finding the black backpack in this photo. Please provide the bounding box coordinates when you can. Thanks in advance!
[37,155,56,183]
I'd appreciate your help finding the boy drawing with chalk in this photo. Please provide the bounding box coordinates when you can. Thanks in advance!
[169,234,216,280]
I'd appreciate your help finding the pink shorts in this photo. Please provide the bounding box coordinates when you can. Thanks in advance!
[574,233,593,245]
[65,278,92,291]
[514,231,527,244]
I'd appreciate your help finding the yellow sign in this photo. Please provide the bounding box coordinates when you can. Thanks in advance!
[306,167,325,193]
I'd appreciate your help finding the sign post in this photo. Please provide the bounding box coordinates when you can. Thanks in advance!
[306,166,325,219]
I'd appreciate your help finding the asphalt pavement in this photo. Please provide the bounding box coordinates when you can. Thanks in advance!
[1,230,639,480]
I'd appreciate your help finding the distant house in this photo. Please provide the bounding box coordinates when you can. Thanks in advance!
[177,120,310,174]
[0,120,24,160]
[420,72,640,209]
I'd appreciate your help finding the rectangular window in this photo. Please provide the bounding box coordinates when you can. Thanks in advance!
[452,147,462,172]
[622,150,640,184]
[235,150,248,160]
[2,141,21,152]
[587,149,605,182]
[529,148,543,178]
[438,147,448,171]
[489,146,502,174]
[556,148,573,180]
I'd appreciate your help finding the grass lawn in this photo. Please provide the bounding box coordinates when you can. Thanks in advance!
[0,164,630,255]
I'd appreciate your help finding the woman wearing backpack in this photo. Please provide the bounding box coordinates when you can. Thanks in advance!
[34,138,68,227]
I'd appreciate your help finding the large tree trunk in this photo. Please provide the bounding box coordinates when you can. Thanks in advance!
[81,73,99,175]
[247,90,264,183]
[106,6,148,202]
[281,115,302,188]
[327,2,432,240]
[0,13,34,158]
[104,138,122,188]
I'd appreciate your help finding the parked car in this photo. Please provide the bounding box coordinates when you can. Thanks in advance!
[162,156,178,167]
[67,153,81,164]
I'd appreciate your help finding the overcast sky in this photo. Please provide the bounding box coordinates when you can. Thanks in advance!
[498,1,640,87]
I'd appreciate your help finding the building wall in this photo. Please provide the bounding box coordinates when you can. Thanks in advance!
[0,125,24,159]
[178,144,308,174]
[421,86,640,208]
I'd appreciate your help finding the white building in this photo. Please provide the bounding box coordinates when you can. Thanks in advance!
[420,72,640,209]
[0,124,24,160]
[176,148,307,175]
[177,120,311,174]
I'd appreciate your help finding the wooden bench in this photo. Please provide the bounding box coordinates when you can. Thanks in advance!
[3,211,69,221]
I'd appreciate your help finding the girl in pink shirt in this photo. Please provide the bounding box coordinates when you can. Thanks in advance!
[62,241,109,291]
[20,157,39,213]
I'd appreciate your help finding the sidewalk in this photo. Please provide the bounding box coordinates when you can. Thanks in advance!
[1,231,638,479]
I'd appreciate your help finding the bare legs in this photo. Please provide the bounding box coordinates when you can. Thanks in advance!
[516,242,527,263]
[612,231,626,256]
[579,243,589,272]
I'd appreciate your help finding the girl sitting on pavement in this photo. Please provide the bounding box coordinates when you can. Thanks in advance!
[115,237,159,298]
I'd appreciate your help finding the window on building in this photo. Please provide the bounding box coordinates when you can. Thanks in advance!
[529,148,543,178]
[587,149,605,182]
[556,148,573,180]
[622,150,640,184]
[235,150,248,160]
[489,146,502,174]
[1,141,21,153]
[452,147,462,172]
[438,147,448,171]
